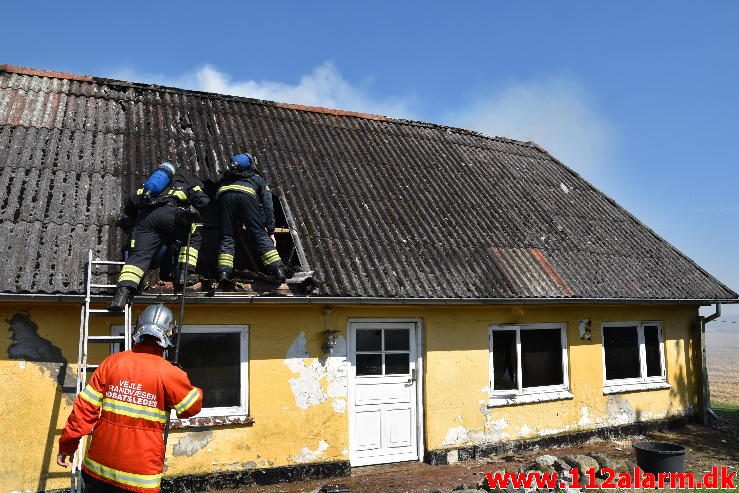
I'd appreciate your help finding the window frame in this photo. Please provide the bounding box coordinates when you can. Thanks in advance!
[487,323,571,406]
[600,321,668,394]
[112,324,249,418]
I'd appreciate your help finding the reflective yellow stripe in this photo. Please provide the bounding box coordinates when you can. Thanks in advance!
[130,239,136,248]
[261,249,279,261]
[174,388,200,414]
[121,265,144,277]
[178,247,199,266]
[178,247,199,259]
[261,249,281,265]
[218,255,234,267]
[118,265,144,283]
[172,190,188,201]
[192,185,202,192]
[136,188,144,196]
[83,457,162,489]
[217,184,257,197]
[118,274,142,283]
[80,385,103,406]
[101,399,167,423]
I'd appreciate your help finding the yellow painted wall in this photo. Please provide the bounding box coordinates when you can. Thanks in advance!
[0,301,699,492]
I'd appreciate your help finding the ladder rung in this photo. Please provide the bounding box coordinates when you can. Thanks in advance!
[88,336,126,343]
[88,308,127,315]
[89,284,117,289]
[85,364,99,371]
[92,260,125,265]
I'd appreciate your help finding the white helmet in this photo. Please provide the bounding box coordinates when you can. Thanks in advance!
[133,304,175,348]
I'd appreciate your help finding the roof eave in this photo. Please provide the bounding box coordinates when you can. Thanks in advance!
[1,293,737,306]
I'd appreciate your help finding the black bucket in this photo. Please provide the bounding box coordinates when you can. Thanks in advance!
[633,441,686,473]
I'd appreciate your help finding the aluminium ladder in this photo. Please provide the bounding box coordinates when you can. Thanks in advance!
[70,249,133,493]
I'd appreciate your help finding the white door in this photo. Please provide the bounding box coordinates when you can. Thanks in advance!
[348,321,420,467]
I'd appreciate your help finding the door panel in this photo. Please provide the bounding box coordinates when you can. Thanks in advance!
[349,321,419,466]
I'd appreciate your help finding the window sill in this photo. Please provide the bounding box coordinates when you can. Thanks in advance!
[488,390,573,407]
[603,381,670,395]
[170,414,255,429]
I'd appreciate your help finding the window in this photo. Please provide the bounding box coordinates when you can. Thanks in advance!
[355,327,411,376]
[488,323,571,406]
[601,321,667,394]
[113,325,249,418]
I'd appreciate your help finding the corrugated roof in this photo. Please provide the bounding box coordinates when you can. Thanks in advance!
[0,64,736,301]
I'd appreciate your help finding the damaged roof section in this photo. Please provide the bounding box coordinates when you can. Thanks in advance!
[0,65,736,301]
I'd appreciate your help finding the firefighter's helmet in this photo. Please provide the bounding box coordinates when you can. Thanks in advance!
[133,304,175,348]
[226,153,256,174]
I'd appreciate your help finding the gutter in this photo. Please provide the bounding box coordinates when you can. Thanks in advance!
[1,293,738,305]
[698,303,721,424]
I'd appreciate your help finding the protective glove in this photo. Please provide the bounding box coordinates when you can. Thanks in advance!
[186,205,201,223]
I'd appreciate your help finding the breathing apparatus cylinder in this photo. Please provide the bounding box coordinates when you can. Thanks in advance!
[143,162,176,199]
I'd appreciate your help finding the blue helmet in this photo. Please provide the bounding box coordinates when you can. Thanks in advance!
[227,153,256,173]
[143,162,176,197]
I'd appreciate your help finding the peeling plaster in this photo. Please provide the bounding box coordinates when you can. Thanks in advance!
[293,440,329,464]
[284,332,347,410]
[579,405,592,426]
[443,425,470,446]
[606,395,636,425]
[6,312,75,403]
[172,430,213,457]
[332,398,346,413]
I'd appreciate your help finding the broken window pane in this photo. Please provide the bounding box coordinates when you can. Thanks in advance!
[178,332,241,408]
[520,329,563,388]
[603,326,640,380]
[356,354,382,376]
[644,325,662,377]
[356,329,382,351]
[492,330,517,391]
[384,329,410,351]
[385,353,409,375]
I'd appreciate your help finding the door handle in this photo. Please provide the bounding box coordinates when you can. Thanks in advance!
[405,369,416,386]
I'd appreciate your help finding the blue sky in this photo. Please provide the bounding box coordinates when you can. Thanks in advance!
[3,1,738,316]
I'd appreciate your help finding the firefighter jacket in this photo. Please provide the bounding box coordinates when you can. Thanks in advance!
[126,168,210,214]
[216,170,276,234]
[59,343,203,493]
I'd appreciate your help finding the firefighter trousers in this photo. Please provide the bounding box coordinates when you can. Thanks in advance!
[217,192,283,276]
[116,206,201,289]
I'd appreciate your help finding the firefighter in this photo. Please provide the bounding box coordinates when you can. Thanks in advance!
[57,304,203,493]
[108,162,210,310]
[216,152,286,287]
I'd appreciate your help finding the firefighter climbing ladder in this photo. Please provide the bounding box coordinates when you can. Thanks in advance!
[70,249,133,493]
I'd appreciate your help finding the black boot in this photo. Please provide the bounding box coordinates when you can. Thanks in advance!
[174,272,199,292]
[265,265,287,284]
[108,286,133,311]
[217,271,234,290]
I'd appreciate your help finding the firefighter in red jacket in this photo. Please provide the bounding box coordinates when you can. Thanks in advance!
[57,304,203,493]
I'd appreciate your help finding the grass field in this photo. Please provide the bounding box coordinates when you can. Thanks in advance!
[706,323,739,406]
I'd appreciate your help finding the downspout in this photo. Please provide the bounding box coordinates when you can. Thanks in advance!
[697,304,721,425]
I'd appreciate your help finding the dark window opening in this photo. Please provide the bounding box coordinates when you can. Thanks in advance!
[175,332,241,408]
[603,326,641,380]
[644,325,662,377]
[492,331,517,391]
[356,353,382,376]
[357,329,382,351]
[521,329,564,388]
